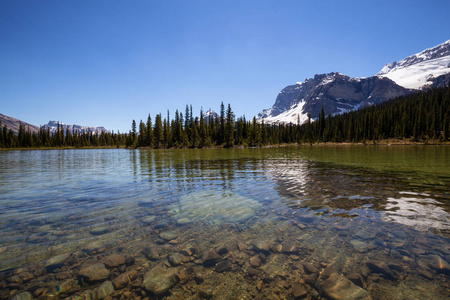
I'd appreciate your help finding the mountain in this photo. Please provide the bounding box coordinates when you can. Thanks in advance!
[42,121,108,135]
[258,40,450,124]
[0,113,39,134]
[377,39,450,89]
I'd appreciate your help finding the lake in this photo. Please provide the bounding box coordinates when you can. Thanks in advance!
[0,146,449,299]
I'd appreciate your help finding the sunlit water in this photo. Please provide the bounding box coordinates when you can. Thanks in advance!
[0,147,449,299]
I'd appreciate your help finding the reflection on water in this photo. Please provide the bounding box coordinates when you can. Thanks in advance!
[0,147,449,299]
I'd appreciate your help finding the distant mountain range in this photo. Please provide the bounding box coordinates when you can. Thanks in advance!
[258,39,450,124]
[42,121,108,135]
[0,115,108,135]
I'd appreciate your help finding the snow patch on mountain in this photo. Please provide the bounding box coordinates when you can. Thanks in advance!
[260,100,308,125]
[377,39,450,89]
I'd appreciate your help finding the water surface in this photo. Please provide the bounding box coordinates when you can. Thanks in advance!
[0,147,449,299]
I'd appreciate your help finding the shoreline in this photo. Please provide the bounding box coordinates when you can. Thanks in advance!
[1,139,449,151]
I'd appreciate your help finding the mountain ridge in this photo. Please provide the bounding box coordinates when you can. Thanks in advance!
[258,40,450,125]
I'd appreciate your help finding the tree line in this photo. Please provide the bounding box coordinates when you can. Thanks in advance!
[1,85,449,149]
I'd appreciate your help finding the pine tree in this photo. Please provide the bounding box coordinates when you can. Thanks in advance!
[224,103,235,147]
[154,114,163,148]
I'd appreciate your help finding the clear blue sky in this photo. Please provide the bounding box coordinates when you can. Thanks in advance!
[1,0,449,133]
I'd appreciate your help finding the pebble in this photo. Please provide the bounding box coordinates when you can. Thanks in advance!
[142,246,160,260]
[90,226,109,236]
[141,266,179,295]
[249,256,261,268]
[142,216,156,224]
[78,263,111,283]
[199,286,214,299]
[45,253,71,270]
[253,241,270,253]
[319,273,371,300]
[291,282,308,299]
[366,260,395,280]
[112,270,138,289]
[97,280,115,299]
[103,254,126,268]
[215,260,232,273]
[202,250,222,267]
[168,253,185,266]
[11,292,33,300]
[159,231,178,241]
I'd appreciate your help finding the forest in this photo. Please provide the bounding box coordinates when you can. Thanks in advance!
[1,85,449,149]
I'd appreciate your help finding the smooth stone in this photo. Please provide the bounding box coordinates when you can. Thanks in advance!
[159,231,178,241]
[320,273,371,300]
[177,218,191,225]
[292,282,308,299]
[168,253,184,266]
[249,256,261,268]
[215,260,231,273]
[97,281,114,299]
[350,240,368,253]
[90,226,109,236]
[103,254,126,268]
[79,263,110,283]
[11,292,33,300]
[112,270,138,289]
[237,242,246,251]
[199,286,214,299]
[202,250,222,267]
[281,243,297,254]
[253,241,270,253]
[142,266,179,295]
[83,241,107,254]
[57,279,80,294]
[45,253,71,269]
[142,216,156,224]
[142,246,160,260]
[303,262,320,275]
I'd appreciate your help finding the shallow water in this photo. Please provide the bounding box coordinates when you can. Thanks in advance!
[0,147,449,299]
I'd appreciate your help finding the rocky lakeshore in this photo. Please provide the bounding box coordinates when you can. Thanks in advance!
[1,207,449,300]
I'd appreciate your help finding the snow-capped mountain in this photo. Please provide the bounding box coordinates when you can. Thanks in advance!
[43,121,108,135]
[377,39,450,89]
[258,40,450,125]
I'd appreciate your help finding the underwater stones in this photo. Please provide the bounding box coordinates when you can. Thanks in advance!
[112,270,138,289]
[198,286,214,299]
[253,241,270,253]
[159,231,178,242]
[281,243,297,254]
[11,292,33,300]
[215,260,232,273]
[303,262,320,275]
[103,254,126,268]
[142,246,160,260]
[142,266,179,295]
[249,256,261,268]
[291,282,308,299]
[89,226,109,236]
[202,250,222,267]
[350,240,368,253]
[320,273,371,300]
[78,263,110,283]
[83,241,108,254]
[355,230,376,240]
[173,190,259,225]
[168,253,185,266]
[44,253,71,270]
[97,280,114,299]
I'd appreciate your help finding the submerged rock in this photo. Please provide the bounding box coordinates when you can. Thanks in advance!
[97,281,114,299]
[79,263,110,283]
[142,266,179,295]
[103,254,126,268]
[291,282,308,299]
[320,273,371,300]
[112,270,138,289]
[172,190,260,225]
[419,255,450,274]
[11,292,33,300]
[142,245,160,260]
[159,231,178,241]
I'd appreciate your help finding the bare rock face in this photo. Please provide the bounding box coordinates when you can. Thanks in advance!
[142,266,179,295]
[319,273,371,300]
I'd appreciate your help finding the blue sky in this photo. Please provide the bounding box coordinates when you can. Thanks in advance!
[1,0,449,133]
